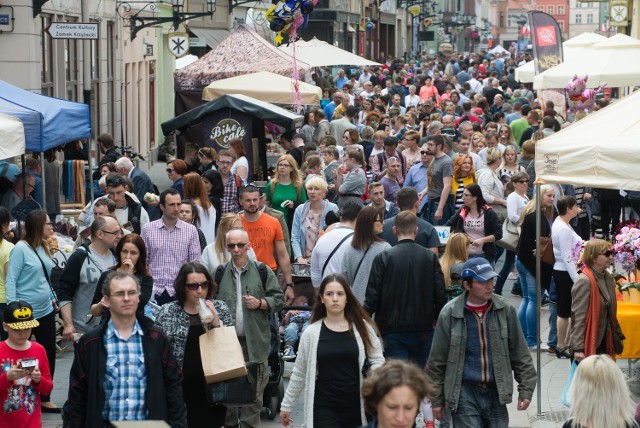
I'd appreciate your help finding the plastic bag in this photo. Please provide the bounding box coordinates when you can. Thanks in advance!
[561,360,578,408]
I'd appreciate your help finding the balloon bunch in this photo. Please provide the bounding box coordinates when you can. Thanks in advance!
[266,0,317,45]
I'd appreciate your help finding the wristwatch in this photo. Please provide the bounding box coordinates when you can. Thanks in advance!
[285,283,294,289]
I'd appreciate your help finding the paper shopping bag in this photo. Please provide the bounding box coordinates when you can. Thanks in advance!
[199,325,247,384]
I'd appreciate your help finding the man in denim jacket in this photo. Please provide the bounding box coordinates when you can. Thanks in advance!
[426,257,536,427]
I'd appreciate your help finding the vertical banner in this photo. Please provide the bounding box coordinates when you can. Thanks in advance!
[528,11,563,74]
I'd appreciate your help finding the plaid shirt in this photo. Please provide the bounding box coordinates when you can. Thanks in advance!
[102,319,147,422]
[142,218,201,296]
[222,174,240,214]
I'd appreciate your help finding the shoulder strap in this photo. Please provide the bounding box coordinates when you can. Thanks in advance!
[353,246,372,281]
[28,244,57,297]
[321,231,354,277]
[214,264,227,286]
[257,262,268,290]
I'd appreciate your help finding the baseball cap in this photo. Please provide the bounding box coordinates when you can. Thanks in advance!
[450,263,465,281]
[3,301,40,330]
[461,258,499,282]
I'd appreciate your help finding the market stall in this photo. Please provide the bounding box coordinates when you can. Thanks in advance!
[278,37,380,67]
[202,71,322,105]
[0,113,25,159]
[162,94,303,181]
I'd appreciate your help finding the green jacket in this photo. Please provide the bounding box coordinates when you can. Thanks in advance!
[215,260,284,363]
[426,293,536,412]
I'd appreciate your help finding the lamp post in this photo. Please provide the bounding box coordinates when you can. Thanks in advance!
[116,0,216,40]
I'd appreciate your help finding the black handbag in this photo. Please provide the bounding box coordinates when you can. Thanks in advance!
[206,362,259,407]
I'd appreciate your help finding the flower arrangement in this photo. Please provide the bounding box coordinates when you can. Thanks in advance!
[612,220,640,293]
[571,240,586,272]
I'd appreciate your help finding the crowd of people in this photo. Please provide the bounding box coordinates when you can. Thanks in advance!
[0,48,637,428]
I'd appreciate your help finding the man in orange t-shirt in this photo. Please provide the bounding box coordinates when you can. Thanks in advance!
[239,184,294,303]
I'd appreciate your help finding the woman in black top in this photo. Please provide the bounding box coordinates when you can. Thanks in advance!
[280,274,384,428]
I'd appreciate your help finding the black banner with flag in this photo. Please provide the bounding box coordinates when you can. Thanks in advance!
[528,11,563,74]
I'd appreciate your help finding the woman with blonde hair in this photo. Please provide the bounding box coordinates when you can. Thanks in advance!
[564,354,637,428]
[498,124,516,147]
[452,155,477,209]
[440,233,469,288]
[570,239,623,362]
[183,172,217,245]
[267,153,307,230]
[201,213,256,273]
[471,131,486,154]
[197,146,218,172]
[517,185,556,348]
[498,145,525,187]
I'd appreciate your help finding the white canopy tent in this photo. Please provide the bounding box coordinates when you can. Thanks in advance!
[279,37,380,67]
[0,113,25,159]
[488,44,510,55]
[535,89,640,191]
[515,32,606,82]
[202,71,322,105]
[533,34,640,89]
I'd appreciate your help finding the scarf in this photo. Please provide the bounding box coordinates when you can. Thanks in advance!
[581,266,615,358]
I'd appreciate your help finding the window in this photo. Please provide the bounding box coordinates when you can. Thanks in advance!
[576,2,581,8]
[558,5,564,14]
[547,5,554,14]
[575,14,582,24]
[587,13,593,23]
[558,20,565,31]
[41,15,53,96]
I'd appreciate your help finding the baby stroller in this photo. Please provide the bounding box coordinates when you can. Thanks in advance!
[263,312,284,419]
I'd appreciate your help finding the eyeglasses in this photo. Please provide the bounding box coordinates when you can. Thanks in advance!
[226,242,248,250]
[278,163,292,168]
[166,168,175,173]
[601,250,613,257]
[109,290,139,299]
[186,281,210,291]
[420,151,430,155]
[387,157,399,163]
[218,160,232,165]
[197,150,206,157]
[101,229,123,236]
[375,218,384,223]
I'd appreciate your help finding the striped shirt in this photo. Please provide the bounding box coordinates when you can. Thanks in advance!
[142,218,201,297]
[103,319,147,422]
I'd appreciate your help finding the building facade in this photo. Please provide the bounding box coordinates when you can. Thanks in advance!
[568,0,601,38]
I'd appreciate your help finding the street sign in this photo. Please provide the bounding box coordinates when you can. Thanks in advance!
[45,22,99,40]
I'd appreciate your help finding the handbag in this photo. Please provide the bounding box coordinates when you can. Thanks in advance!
[561,360,578,408]
[49,248,67,294]
[199,322,247,383]
[206,362,259,407]
[496,219,520,252]
[538,236,555,265]
[29,244,61,314]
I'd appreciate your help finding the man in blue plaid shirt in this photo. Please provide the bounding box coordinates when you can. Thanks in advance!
[67,272,187,427]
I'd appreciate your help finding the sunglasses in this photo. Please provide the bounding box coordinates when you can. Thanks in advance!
[601,250,613,257]
[186,281,209,291]
[420,151,430,155]
[166,168,175,173]
[227,242,248,250]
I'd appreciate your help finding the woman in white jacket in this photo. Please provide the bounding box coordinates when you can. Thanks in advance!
[280,273,385,428]
[477,147,507,221]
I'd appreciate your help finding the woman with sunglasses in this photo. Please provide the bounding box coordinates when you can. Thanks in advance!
[568,240,623,363]
[167,159,188,198]
[4,210,59,412]
[90,233,154,317]
[341,206,390,304]
[155,262,233,428]
[494,171,529,296]
[197,147,218,173]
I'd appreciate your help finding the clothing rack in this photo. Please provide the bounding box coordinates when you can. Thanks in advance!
[60,160,86,209]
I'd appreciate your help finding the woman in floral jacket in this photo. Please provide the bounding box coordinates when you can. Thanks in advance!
[155,262,233,428]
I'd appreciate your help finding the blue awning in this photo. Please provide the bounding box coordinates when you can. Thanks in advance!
[0,80,91,152]
[0,98,43,151]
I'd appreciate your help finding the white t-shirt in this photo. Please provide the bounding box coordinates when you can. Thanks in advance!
[464,211,485,255]
[231,156,249,179]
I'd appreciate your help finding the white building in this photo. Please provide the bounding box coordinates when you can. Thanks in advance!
[568,0,601,38]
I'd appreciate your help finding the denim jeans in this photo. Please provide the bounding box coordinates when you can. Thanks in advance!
[493,250,516,295]
[382,330,433,368]
[283,321,308,345]
[516,260,538,347]
[452,382,509,428]
[547,279,558,348]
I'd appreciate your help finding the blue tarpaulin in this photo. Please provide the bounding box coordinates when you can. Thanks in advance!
[0,80,91,152]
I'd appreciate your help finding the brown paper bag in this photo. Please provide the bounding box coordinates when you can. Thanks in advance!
[199,324,247,384]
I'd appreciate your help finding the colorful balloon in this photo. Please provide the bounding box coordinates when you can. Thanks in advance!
[266,0,317,45]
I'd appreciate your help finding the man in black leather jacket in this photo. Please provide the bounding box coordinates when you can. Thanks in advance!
[364,211,447,368]
[67,272,187,428]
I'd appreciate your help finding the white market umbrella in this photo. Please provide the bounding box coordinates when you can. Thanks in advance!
[279,37,380,67]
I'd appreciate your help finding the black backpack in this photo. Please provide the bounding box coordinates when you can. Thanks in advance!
[214,261,268,291]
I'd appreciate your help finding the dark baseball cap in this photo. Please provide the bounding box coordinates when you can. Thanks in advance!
[461,258,499,282]
[4,301,39,330]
